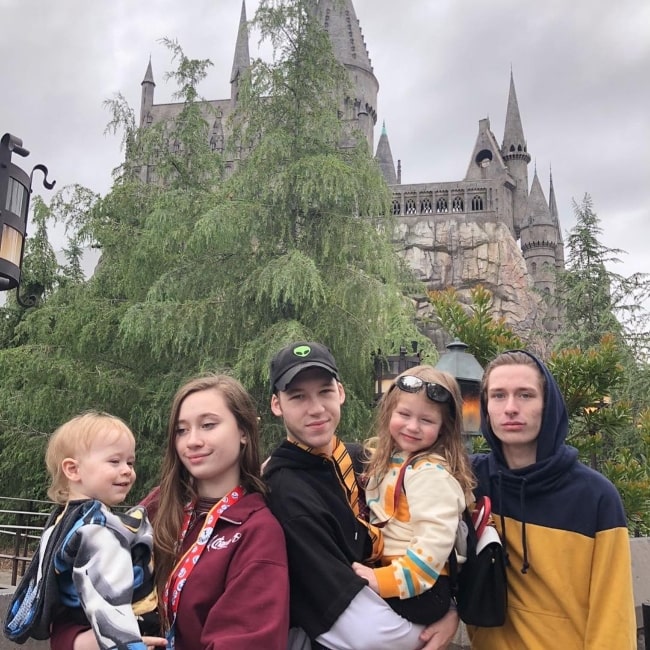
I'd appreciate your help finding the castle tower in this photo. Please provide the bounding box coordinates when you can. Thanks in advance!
[140,58,155,128]
[314,0,379,151]
[375,122,397,185]
[230,1,250,104]
[501,72,531,238]
[520,169,559,301]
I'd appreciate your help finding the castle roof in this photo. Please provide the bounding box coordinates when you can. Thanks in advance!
[375,122,397,185]
[501,72,530,162]
[230,0,250,84]
[315,0,373,73]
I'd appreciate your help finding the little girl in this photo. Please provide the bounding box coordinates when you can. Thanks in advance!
[353,365,475,625]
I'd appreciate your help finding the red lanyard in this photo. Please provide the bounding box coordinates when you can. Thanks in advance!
[163,486,244,625]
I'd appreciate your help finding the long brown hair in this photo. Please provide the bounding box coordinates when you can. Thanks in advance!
[153,374,266,608]
[365,365,475,494]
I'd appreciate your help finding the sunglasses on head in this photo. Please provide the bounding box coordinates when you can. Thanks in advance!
[393,375,453,405]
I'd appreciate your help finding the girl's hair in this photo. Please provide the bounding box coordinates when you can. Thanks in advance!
[365,365,475,494]
[45,411,134,504]
[481,350,545,402]
[153,374,266,606]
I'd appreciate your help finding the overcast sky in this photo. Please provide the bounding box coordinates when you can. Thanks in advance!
[1,0,648,278]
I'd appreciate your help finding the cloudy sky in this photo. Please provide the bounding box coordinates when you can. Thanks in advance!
[1,0,648,277]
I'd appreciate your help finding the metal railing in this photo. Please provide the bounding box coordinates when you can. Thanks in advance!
[0,496,52,586]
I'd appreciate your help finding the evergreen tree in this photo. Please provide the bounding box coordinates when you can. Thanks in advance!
[0,0,429,501]
[558,193,650,356]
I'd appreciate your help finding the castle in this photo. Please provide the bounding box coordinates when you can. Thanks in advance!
[138,0,564,332]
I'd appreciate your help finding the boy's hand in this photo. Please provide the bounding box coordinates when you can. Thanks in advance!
[419,608,459,649]
[352,561,379,593]
[143,636,168,648]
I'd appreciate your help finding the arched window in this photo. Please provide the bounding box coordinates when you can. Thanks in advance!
[509,144,515,152]
[517,144,523,152]
[210,137,217,151]
[405,199,417,215]
[531,262,537,274]
[452,196,464,212]
[392,200,401,216]
[172,140,180,153]
[436,197,448,213]
[420,198,432,215]
[471,195,483,211]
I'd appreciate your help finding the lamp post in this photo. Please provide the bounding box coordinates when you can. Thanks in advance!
[372,342,421,403]
[0,133,55,306]
[434,340,484,449]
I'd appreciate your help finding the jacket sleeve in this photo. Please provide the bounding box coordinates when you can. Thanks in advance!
[583,494,637,648]
[68,523,146,650]
[373,464,465,599]
[199,515,289,650]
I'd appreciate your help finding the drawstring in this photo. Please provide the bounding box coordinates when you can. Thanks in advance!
[497,470,530,573]
[519,477,529,574]
[497,471,510,567]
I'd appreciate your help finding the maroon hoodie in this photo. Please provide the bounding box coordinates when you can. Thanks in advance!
[51,490,289,650]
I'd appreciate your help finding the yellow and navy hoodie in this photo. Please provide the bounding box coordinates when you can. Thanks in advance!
[470,351,636,649]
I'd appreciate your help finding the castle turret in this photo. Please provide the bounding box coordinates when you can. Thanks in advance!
[520,170,559,306]
[501,72,531,238]
[140,58,155,127]
[315,0,379,151]
[230,0,250,103]
[375,122,397,185]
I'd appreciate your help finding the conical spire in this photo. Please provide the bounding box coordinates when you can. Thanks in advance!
[525,170,554,228]
[142,57,155,86]
[549,166,559,222]
[375,122,397,185]
[316,0,373,72]
[501,72,530,162]
[230,1,250,84]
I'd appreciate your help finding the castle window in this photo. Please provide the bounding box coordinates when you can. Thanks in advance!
[436,197,448,213]
[210,137,217,151]
[405,199,417,215]
[531,262,537,274]
[452,196,464,212]
[471,195,483,211]
[475,149,493,168]
[146,113,153,126]
[172,140,180,153]
[392,200,401,216]
[420,198,432,214]
[509,144,515,152]
[517,144,523,152]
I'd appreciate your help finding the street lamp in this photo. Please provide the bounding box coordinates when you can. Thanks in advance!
[372,342,421,403]
[434,340,484,447]
[0,133,55,306]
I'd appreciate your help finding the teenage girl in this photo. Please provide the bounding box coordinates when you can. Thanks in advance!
[50,375,290,650]
[353,365,475,625]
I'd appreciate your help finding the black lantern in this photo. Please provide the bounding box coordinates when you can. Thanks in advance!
[372,342,421,403]
[0,133,55,304]
[434,340,484,445]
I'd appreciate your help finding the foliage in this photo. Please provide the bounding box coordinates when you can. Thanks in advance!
[428,285,524,367]
[0,0,430,502]
[558,193,650,359]
[430,284,650,532]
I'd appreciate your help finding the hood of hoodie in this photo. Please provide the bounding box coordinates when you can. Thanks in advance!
[479,350,578,495]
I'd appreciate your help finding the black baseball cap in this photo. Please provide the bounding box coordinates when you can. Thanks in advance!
[270,342,340,393]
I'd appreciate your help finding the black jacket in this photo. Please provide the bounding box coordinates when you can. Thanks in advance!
[263,441,372,641]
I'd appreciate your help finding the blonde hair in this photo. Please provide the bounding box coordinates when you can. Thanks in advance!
[365,365,476,494]
[46,411,135,504]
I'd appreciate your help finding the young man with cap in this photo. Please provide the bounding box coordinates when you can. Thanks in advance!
[263,341,458,650]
